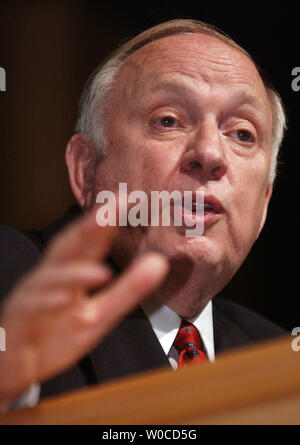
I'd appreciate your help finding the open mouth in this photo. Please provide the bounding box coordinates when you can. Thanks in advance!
[169,193,224,235]
[186,194,223,215]
[190,201,214,214]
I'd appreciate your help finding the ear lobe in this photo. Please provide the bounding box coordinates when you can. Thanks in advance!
[256,184,273,240]
[65,134,96,210]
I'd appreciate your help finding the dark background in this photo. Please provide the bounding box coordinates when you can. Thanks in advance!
[0,0,299,330]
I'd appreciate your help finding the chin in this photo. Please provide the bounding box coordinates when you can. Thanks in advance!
[152,229,222,266]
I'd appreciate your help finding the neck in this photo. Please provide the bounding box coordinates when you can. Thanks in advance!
[152,256,213,318]
[109,230,223,319]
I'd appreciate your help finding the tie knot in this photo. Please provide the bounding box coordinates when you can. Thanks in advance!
[174,321,202,351]
[173,320,207,367]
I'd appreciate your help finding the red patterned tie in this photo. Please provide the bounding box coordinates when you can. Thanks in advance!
[173,320,207,368]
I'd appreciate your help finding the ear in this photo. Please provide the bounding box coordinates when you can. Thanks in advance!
[65,134,97,211]
[255,184,273,240]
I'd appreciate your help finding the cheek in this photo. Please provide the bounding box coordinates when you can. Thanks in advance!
[230,170,269,241]
[111,136,181,192]
[231,150,270,202]
[225,152,270,236]
[106,114,186,189]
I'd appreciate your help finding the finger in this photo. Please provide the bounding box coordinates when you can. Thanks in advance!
[45,205,118,264]
[23,261,112,291]
[85,252,169,334]
[7,262,112,317]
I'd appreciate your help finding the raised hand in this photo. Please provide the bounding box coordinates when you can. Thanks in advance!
[0,207,169,410]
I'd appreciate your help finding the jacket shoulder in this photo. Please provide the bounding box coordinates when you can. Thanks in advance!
[213,297,286,354]
[0,224,41,301]
[25,204,82,252]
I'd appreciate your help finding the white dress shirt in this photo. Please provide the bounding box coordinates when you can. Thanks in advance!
[142,299,215,369]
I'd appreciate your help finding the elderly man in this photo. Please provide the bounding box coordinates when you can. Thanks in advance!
[0,19,286,411]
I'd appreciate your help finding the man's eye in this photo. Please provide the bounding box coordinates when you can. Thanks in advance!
[157,116,177,127]
[234,129,253,142]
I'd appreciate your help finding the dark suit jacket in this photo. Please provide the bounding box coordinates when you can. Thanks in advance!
[0,206,285,401]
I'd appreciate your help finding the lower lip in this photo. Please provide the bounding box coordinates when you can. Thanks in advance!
[172,205,221,228]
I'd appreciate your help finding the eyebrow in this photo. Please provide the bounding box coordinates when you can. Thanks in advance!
[229,91,266,114]
[145,80,267,116]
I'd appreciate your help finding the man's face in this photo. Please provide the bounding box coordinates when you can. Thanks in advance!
[91,33,273,300]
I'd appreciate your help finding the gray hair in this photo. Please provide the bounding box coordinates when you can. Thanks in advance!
[75,19,286,184]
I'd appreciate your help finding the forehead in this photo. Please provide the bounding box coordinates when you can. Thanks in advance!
[112,33,270,114]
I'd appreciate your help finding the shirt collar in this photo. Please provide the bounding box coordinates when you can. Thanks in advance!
[142,298,215,361]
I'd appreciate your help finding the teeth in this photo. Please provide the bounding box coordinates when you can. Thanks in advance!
[187,202,202,211]
[184,201,214,213]
[189,202,214,213]
[193,203,204,212]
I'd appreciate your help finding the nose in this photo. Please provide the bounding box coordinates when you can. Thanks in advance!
[180,118,228,181]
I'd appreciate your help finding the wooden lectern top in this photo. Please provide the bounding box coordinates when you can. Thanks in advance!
[0,335,299,425]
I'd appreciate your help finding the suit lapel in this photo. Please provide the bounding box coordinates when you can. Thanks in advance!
[87,305,171,385]
[41,306,171,400]
[35,206,171,398]
[213,298,253,354]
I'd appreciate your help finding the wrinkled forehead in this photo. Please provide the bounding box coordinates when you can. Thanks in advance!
[112,33,270,113]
